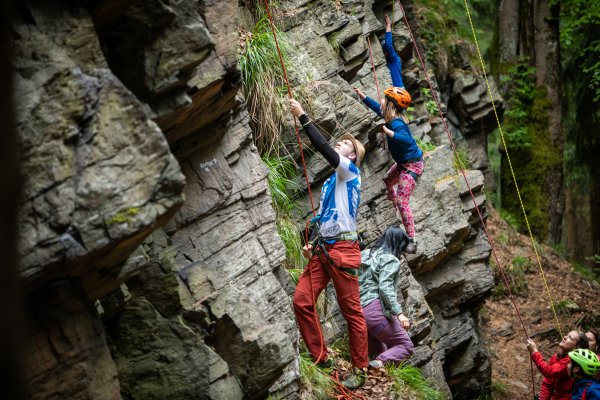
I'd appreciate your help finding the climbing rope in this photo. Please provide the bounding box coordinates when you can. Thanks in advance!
[366,36,386,149]
[332,371,369,400]
[393,0,538,395]
[460,0,564,339]
[263,0,328,365]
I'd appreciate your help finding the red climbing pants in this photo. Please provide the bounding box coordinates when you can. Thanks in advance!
[293,240,368,369]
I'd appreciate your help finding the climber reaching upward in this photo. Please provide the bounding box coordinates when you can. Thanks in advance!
[527,331,589,400]
[354,90,422,253]
[355,15,423,253]
[382,14,404,89]
[288,98,369,389]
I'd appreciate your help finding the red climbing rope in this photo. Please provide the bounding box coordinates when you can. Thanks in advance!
[366,37,383,103]
[366,36,386,149]
[394,0,536,396]
[263,0,327,365]
[332,371,369,400]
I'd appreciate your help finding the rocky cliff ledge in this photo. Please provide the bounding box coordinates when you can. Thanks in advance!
[14,1,500,399]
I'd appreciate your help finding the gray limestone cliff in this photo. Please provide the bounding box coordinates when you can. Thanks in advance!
[14,0,501,399]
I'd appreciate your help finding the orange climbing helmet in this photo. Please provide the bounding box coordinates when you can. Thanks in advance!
[384,86,411,109]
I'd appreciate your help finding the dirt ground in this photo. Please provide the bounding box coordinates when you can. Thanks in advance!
[481,207,600,399]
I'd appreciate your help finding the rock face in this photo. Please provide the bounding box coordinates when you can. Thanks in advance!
[15,0,497,399]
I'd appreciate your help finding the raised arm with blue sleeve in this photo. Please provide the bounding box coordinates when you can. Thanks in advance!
[362,96,382,117]
[383,31,404,88]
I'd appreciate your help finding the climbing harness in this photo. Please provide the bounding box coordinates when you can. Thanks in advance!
[460,0,563,338]
[393,0,540,396]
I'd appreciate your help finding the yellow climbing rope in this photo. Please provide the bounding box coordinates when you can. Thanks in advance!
[461,0,564,338]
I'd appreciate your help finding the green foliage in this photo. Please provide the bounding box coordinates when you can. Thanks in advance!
[500,62,536,150]
[298,353,336,400]
[239,9,293,153]
[573,260,600,283]
[492,256,529,298]
[556,0,600,101]
[386,363,445,400]
[287,268,302,285]
[262,154,305,269]
[420,88,439,116]
[478,379,509,399]
[107,207,140,225]
[496,232,508,246]
[559,0,600,186]
[499,209,521,231]
[511,255,530,269]
[487,128,502,208]
[262,154,300,214]
[587,254,600,266]
[330,336,351,362]
[499,68,560,239]
[452,148,471,171]
[554,299,580,315]
[416,138,437,153]
[413,0,496,71]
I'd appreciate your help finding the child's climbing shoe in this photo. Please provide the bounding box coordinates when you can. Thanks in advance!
[341,367,367,389]
[368,359,384,369]
[405,238,417,254]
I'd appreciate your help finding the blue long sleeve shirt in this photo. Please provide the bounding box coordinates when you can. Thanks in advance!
[383,31,404,88]
[363,96,423,164]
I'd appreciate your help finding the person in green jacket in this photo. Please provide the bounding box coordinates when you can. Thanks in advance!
[359,226,414,367]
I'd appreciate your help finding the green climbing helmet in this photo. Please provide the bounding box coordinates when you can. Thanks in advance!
[569,348,600,376]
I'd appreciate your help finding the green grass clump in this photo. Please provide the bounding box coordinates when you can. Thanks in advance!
[573,261,600,283]
[491,379,509,399]
[239,10,293,153]
[420,88,439,116]
[262,153,305,270]
[386,363,445,400]
[452,148,471,172]
[416,138,437,153]
[554,298,580,315]
[299,353,336,400]
[492,256,529,298]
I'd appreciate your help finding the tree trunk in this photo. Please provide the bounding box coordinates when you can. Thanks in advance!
[498,0,519,64]
[534,0,564,243]
[496,0,564,242]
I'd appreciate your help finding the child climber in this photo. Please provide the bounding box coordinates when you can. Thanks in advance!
[354,16,423,253]
[567,348,600,399]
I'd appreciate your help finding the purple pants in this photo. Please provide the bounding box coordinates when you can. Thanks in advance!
[363,299,414,364]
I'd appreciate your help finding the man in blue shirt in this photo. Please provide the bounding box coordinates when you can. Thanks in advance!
[289,99,368,389]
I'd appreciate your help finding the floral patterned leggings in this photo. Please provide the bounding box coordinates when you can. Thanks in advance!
[383,160,424,238]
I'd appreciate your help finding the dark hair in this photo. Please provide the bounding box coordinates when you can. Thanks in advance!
[576,332,590,349]
[371,226,409,258]
[588,330,599,351]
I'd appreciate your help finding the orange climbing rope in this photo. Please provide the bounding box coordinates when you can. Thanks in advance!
[393,0,538,396]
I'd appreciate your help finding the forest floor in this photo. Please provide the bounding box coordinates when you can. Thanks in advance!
[314,206,600,399]
[481,206,600,400]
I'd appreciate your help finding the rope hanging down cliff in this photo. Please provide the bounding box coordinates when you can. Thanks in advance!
[460,0,564,339]
[392,0,538,395]
[262,0,329,369]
